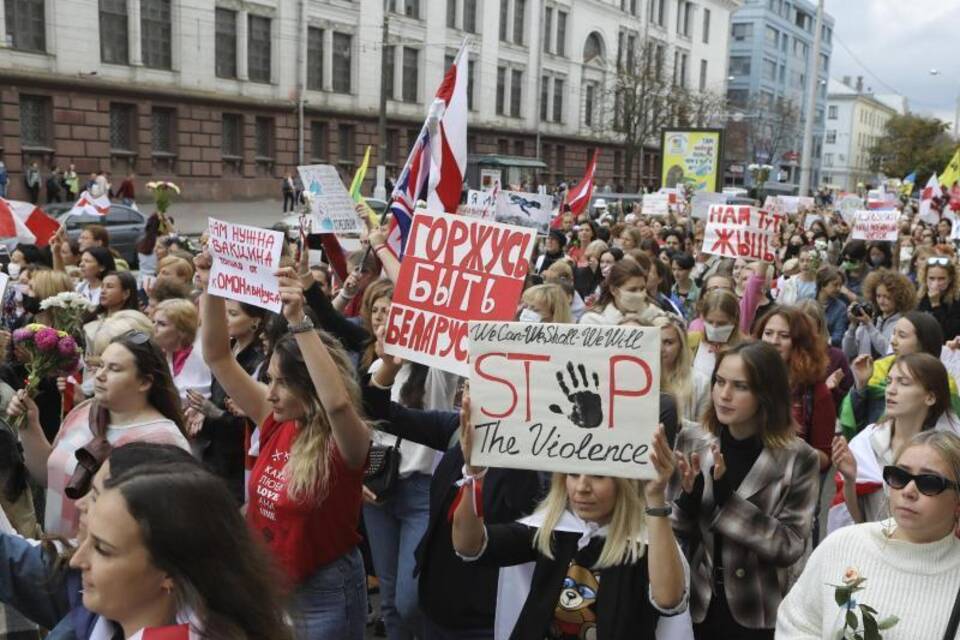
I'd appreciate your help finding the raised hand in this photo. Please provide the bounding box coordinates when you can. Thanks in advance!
[851,354,874,390]
[832,435,857,482]
[548,361,603,429]
[825,368,845,391]
[675,449,702,494]
[645,425,676,502]
[710,441,726,481]
[459,390,484,475]
[275,266,305,324]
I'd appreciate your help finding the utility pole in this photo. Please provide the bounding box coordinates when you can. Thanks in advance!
[378,15,390,172]
[798,0,824,196]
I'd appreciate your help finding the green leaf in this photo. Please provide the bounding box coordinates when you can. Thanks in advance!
[835,587,853,607]
[877,615,900,630]
[847,611,859,630]
[859,604,878,615]
[862,613,880,640]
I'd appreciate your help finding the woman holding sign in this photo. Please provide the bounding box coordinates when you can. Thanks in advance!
[452,412,689,639]
[672,341,820,639]
[198,258,370,640]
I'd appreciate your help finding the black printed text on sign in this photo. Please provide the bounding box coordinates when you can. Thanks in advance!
[383,211,537,376]
[207,218,284,312]
[702,204,782,262]
[467,321,661,479]
[851,209,899,242]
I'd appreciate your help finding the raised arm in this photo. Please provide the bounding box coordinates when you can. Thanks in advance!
[5,392,51,485]
[451,395,488,558]
[276,267,370,469]
[195,253,271,426]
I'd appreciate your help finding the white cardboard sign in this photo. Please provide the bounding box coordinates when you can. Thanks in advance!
[701,204,783,262]
[851,209,899,242]
[297,164,362,234]
[495,191,554,234]
[459,189,496,219]
[467,321,661,479]
[691,192,729,220]
[206,218,284,312]
[642,194,670,216]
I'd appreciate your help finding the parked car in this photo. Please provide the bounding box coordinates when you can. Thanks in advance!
[46,202,146,267]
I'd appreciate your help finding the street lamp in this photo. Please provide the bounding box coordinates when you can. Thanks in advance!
[929,69,960,141]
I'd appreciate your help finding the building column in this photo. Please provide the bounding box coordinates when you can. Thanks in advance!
[237,10,249,81]
[128,0,143,65]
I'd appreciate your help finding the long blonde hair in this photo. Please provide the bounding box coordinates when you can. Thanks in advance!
[273,330,369,503]
[654,316,692,414]
[532,473,647,569]
[522,284,572,324]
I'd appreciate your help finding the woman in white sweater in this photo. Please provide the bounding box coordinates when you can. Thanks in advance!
[777,430,960,639]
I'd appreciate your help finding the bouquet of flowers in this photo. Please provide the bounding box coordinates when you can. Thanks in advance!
[39,291,97,341]
[146,180,181,215]
[11,324,82,428]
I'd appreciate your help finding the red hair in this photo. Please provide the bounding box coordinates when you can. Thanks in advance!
[753,306,827,388]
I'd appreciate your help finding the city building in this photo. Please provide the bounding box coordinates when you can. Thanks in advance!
[821,76,906,192]
[1,0,740,202]
[723,0,833,193]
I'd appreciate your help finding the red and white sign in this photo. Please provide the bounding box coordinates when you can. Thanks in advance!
[206,218,284,312]
[384,211,536,376]
[702,204,783,262]
[0,198,60,246]
[851,209,899,242]
[68,191,111,217]
[919,173,943,224]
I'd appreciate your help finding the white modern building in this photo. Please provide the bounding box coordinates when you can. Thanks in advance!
[822,76,906,192]
[1,0,740,200]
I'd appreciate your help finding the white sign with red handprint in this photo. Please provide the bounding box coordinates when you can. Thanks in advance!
[467,321,661,479]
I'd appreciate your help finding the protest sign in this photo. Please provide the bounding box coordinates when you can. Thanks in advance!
[495,191,553,234]
[467,321,661,479]
[775,196,815,214]
[207,218,284,312]
[691,192,729,219]
[641,194,670,216]
[297,164,362,234]
[701,204,782,262]
[836,194,864,223]
[458,189,496,219]
[851,209,899,242]
[384,211,537,376]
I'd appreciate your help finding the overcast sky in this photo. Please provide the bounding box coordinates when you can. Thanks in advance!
[826,0,960,130]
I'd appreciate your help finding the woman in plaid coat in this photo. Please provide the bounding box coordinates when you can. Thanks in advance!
[672,341,821,639]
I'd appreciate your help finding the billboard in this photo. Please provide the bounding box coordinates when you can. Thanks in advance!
[660,128,723,193]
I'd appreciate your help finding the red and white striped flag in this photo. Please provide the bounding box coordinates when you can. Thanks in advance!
[0,198,60,246]
[566,149,600,216]
[69,190,111,217]
[919,172,942,223]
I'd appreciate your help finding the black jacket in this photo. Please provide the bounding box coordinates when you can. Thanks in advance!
[917,296,960,342]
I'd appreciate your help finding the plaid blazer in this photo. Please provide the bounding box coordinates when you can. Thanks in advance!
[671,427,820,630]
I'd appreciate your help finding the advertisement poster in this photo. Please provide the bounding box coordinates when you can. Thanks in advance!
[660,129,723,192]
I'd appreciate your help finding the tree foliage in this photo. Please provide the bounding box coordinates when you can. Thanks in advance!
[868,113,954,183]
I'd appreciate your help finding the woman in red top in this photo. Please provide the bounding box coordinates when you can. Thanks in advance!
[754,306,835,472]
[199,260,371,640]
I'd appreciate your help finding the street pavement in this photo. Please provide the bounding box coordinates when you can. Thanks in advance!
[138,199,291,235]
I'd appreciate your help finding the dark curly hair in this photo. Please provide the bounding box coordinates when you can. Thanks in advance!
[863,268,917,315]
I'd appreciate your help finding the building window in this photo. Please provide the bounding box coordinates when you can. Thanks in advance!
[151,108,176,154]
[731,22,752,41]
[584,83,594,127]
[513,139,524,156]
[109,103,136,153]
[463,0,477,32]
[307,27,324,90]
[543,7,552,52]
[248,15,271,83]
[512,0,525,45]
[332,33,352,94]
[828,105,838,120]
[311,121,327,161]
[648,0,665,27]
[141,0,172,70]
[556,144,565,176]
[762,59,776,83]
[499,0,508,41]
[4,0,45,52]
[467,59,476,111]
[447,0,457,28]
[552,78,563,122]
[215,8,238,78]
[385,128,399,167]
[496,66,506,115]
[338,124,355,169]
[555,11,566,56]
[699,59,707,91]
[729,57,750,76]
[677,0,693,37]
[702,8,710,43]
[765,25,778,47]
[384,46,396,100]
[402,47,419,103]
[222,113,243,158]
[19,95,52,148]
[497,138,509,155]
[255,117,274,159]
[99,0,128,64]
[540,76,549,121]
[510,69,523,117]
[674,51,688,87]
[403,0,420,19]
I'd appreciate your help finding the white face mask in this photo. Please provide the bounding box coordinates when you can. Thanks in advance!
[518,308,543,323]
[616,289,647,312]
[705,323,736,343]
[7,263,20,279]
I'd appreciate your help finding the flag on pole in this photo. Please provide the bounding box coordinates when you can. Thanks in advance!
[565,149,600,216]
[919,172,942,223]
[0,198,60,246]
[350,146,372,202]
[941,146,960,190]
[900,170,917,196]
[68,191,111,217]
[386,41,469,258]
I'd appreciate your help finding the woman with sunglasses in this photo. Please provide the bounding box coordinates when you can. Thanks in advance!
[778,430,960,639]
[7,330,190,537]
[831,353,960,530]
[916,255,960,341]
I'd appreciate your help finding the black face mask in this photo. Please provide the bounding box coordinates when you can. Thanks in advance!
[21,294,40,315]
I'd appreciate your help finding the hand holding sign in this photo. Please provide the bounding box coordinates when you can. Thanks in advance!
[275,267,306,323]
[460,392,485,476]
[548,361,603,429]
[645,425,677,502]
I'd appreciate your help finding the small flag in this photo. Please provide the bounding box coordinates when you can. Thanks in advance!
[941,146,960,191]
[566,149,600,216]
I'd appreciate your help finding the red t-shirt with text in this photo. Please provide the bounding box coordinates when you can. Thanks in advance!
[246,415,365,585]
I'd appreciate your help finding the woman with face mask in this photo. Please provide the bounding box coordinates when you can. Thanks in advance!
[777,246,820,305]
[687,290,745,378]
[520,283,572,324]
[916,256,960,341]
[778,430,960,640]
[573,240,609,301]
[579,260,668,326]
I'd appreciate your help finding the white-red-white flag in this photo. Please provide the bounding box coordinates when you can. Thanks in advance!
[69,190,111,217]
[426,42,468,215]
[0,198,60,246]
[565,149,600,217]
[919,172,942,223]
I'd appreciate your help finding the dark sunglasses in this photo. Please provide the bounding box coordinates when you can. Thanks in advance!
[883,465,958,496]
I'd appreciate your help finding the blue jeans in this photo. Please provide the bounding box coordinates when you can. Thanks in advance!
[291,547,366,640]
[363,472,432,640]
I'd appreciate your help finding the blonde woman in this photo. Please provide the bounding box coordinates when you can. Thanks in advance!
[655,316,710,429]
[452,401,688,639]
[687,289,746,379]
[153,298,211,405]
[916,255,960,340]
[520,283,572,324]
[198,258,370,639]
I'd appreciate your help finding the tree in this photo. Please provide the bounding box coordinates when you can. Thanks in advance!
[868,114,955,184]
[724,93,801,167]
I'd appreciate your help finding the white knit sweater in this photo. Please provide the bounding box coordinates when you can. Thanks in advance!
[776,520,960,639]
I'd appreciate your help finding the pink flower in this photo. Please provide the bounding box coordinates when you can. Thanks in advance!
[57,336,78,357]
[842,567,861,585]
[12,328,32,343]
[34,328,59,352]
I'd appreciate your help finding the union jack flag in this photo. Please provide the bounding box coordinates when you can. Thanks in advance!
[385,125,432,259]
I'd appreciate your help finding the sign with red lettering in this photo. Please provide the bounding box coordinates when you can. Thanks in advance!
[467,321,661,479]
[702,204,782,262]
[383,211,537,376]
[207,217,284,312]
[851,209,899,242]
